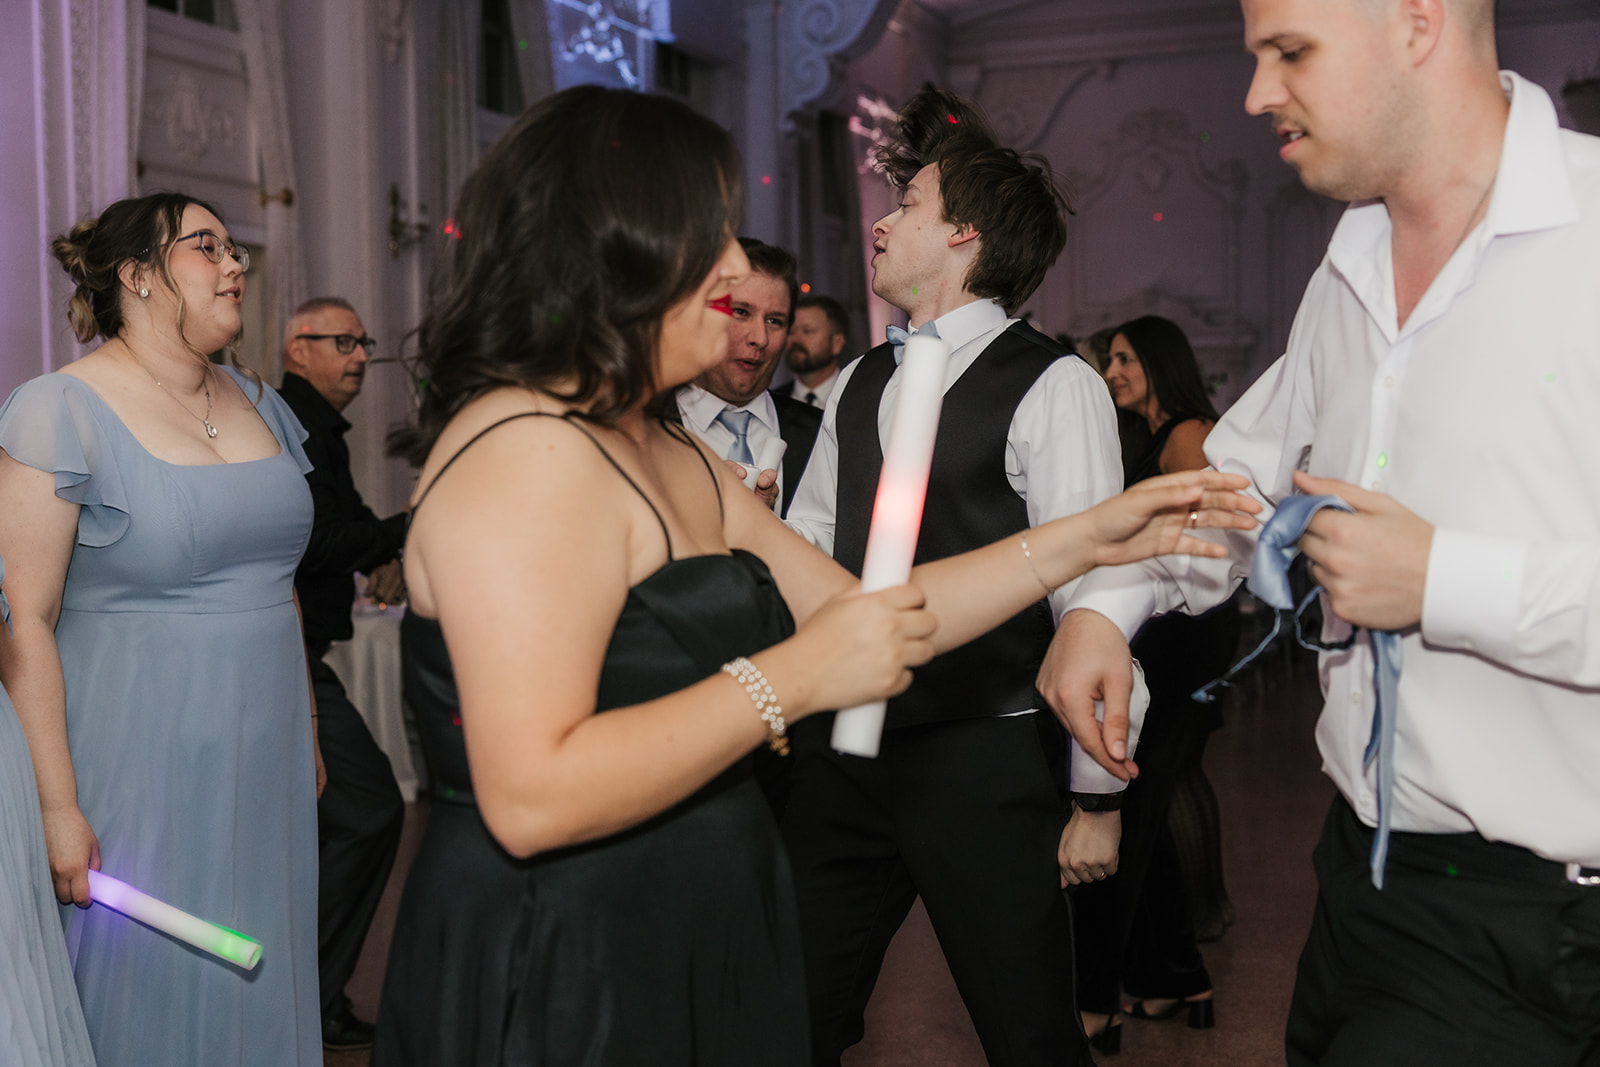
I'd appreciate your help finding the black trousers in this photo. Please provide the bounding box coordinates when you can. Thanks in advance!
[311,655,406,1018]
[1288,796,1600,1067]
[781,713,1092,1067]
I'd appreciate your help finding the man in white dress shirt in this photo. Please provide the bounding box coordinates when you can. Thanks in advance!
[676,239,822,519]
[781,294,848,408]
[1043,1,1600,1062]
[783,88,1120,1066]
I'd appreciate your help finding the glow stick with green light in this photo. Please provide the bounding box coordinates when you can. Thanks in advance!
[87,870,262,970]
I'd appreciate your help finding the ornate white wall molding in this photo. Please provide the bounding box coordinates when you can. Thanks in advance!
[966,61,1116,151]
[1065,107,1249,319]
[148,70,238,160]
[778,0,898,130]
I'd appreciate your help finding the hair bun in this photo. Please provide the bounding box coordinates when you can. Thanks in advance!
[51,217,100,285]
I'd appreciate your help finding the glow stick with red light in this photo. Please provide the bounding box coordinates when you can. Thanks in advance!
[87,869,263,970]
[830,332,952,757]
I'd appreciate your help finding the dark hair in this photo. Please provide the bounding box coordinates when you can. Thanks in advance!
[737,237,798,323]
[796,293,848,337]
[390,86,743,466]
[874,87,1071,313]
[1114,315,1218,425]
[51,191,224,348]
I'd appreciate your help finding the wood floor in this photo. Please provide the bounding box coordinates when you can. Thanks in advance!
[328,639,1330,1067]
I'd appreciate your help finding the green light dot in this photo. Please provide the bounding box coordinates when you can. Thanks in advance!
[912,287,919,295]
[1445,863,1459,877]
[1376,452,1387,468]
[1200,132,1212,143]
[1544,373,1557,383]
[518,39,528,49]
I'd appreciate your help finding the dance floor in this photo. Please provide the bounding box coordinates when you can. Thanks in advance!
[328,639,1330,1067]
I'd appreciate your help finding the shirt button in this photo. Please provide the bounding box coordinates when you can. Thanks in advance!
[1369,478,1385,491]
[1359,789,1375,807]
[1383,375,1396,389]
[1350,691,1362,704]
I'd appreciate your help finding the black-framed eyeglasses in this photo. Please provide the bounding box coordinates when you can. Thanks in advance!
[174,229,250,272]
[297,333,377,355]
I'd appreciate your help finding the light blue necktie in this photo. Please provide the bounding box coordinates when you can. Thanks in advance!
[1195,493,1403,889]
[715,408,755,465]
[885,320,940,364]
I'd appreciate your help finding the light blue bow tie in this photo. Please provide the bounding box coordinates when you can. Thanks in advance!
[715,408,754,465]
[1195,492,1402,889]
[885,320,941,363]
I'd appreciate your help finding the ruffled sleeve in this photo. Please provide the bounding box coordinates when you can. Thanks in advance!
[0,375,132,548]
[222,367,314,477]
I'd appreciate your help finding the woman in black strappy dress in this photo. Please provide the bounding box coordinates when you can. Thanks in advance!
[371,88,1259,1066]
[1071,315,1241,1050]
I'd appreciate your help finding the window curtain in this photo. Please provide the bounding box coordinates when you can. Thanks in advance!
[235,0,304,383]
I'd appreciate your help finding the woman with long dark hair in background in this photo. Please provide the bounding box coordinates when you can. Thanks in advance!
[1069,315,1242,1051]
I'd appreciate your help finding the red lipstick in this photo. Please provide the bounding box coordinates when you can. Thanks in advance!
[708,294,734,316]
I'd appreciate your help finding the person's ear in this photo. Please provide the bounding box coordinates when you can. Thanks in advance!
[948,224,981,249]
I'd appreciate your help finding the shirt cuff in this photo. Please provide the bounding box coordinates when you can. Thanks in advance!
[1063,562,1170,639]
[1421,528,1525,659]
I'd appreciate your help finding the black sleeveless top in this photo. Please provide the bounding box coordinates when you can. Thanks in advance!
[372,412,809,1067]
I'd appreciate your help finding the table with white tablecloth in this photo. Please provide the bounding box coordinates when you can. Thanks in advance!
[323,603,420,801]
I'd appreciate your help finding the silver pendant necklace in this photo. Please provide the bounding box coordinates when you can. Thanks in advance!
[124,345,218,438]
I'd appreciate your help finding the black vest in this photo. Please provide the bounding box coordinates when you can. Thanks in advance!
[834,321,1070,729]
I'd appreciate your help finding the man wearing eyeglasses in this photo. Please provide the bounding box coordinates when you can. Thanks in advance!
[280,296,406,1052]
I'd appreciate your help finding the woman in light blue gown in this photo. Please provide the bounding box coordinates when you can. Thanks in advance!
[0,192,321,1066]
[0,555,96,1067]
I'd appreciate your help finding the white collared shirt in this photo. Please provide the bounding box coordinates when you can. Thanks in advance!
[677,385,787,513]
[788,371,839,409]
[1066,72,1600,866]
[786,296,1123,629]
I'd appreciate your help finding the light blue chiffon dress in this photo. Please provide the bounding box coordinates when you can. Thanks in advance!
[0,555,96,1066]
[0,367,321,1066]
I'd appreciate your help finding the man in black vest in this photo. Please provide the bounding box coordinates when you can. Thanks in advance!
[279,297,407,1052]
[782,89,1122,1066]
[676,238,822,520]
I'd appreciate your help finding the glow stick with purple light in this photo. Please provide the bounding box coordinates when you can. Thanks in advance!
[87,869,263,970]
[831,332,952,757]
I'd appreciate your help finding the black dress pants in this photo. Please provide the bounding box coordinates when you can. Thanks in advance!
[781,713,1092,1067]
[1288,796,1600,1067]
[312,655,406,1018]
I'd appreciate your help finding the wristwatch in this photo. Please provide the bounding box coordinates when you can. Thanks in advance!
[1071,791,1124,813]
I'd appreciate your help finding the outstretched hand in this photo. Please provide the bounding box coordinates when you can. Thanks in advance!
[1087,469,1260,568]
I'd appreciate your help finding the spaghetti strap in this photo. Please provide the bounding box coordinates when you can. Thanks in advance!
[410,411,676,559]
[664,418,724,520]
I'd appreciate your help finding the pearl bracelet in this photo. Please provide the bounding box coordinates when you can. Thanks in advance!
[721,656,789,755]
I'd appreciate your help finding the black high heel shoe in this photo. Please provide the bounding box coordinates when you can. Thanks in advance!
[1086,1016,1122,1054]
[1124,994,1215,1030]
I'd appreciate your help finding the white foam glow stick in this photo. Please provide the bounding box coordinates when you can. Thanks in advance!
[831,333,952,757]
[740,435,788,490]
[88,869,263,970]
